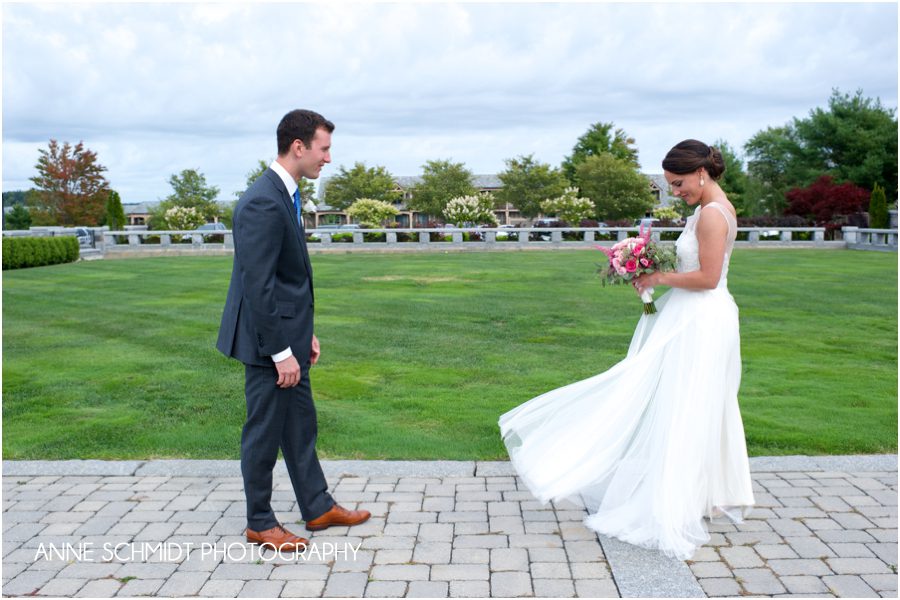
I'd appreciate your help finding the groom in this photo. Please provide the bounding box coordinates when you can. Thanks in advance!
[217,109,370,550]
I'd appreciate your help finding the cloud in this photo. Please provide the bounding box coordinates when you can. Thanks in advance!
[2,2,896,203]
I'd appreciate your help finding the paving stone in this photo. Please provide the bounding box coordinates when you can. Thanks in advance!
[826,557,893,574]
[236,579,284,597]
[573,578,619,598]
[323,572,368,597]
[488,502,521,517]
[73,578,121,597]
[690,560,732,578]
[570,561,611,579]
[531,561,570,579]
[413,541,452,564]
[269,564,331,580]
[755,544,800,559]
[785,535,837,558]
[829,542,876,558]
[868,528,898,542]
[382,523,419,536]
[817,528,877,543]
[455,501,487,512]
[778,574,829,594]
[451,547,490,564]
[720,545,764,568]
[2,568,57,596]
[198,579,244,597]
[698,576,742,597]
[373,549,414,564]
[370,564,430,581]
[56,562,123,579]
[116,577,166,596]
[490,548,528,571]
[454,521,490,535]
[282,580,326,597]
[490,571,533,597]
[508,534,563,549]
[35,578,87,597]
[453,534,507,549]
[732,567,786,595]
[822,574,880,597]
[432,564,490,581]
[490,516,525,535]
[862,574,898,592]
[767,558,833,576]
[210,563,273,580]
[156,571,210,597]
[769,518,814,537]
[449,580,490,597]
[418,523,454,542]
[361,536,416,550]
[533,578,575,597]
[528,547,568,563]
[115,562,179,579]
[408,581,449,597]
[364,580,407,598]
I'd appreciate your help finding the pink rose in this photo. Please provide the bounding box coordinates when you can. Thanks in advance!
[617,266,627,276]
[625,259,637,273]
[640,257,651,267]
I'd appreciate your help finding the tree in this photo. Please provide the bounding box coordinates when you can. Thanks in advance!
[28,140,109,225]
[784,175,869,225]
[104,190,126,231]
[408,159,477,218]
[2,191,27,207]
[4,204,32,230]
[324,162,400,210]
[345,198,399,227]
[795,89,898,203]
[495,155,568,218]
[561,122,640,182]
[235,159,270,199]
[443,193,498,226]
[151,168,221,229]
[868,184,889,229]
[574,153,655,221]
[539,188,595,225]
[162,169,220,220]
[744,89,898,213]
[714,139,750,215]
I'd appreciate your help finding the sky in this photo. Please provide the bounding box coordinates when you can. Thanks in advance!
[2,1,898,206]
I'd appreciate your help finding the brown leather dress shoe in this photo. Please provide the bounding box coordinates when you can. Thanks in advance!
[245,524,308,551]
[305,504,371,531]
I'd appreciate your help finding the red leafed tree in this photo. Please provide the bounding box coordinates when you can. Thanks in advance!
[784,175,870,225]
[28,140,110,226]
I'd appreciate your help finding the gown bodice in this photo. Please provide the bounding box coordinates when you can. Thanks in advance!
[676,202,737,290]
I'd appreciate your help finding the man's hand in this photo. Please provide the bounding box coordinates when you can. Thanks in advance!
[310,334,321,365]
[275,355,301,388]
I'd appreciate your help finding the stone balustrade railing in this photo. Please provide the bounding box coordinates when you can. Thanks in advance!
[4,226,897,256]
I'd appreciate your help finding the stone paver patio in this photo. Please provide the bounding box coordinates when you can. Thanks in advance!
[2,455,896,597]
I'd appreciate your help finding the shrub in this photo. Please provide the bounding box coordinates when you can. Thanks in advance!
[3,236,79,270]
[868,184,889,229]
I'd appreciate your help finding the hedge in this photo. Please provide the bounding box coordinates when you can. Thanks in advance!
[2,236,80,270]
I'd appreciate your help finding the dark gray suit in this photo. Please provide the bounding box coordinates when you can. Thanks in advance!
[217,168,334,530]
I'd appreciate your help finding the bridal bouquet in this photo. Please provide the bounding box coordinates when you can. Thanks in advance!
[596,227,676,314]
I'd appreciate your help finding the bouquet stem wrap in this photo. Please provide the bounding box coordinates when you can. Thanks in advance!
[640,288,656,314]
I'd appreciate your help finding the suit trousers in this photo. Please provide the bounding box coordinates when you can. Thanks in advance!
[241,362,334,531]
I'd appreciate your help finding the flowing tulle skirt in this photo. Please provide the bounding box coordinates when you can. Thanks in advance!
[499,286,755,560]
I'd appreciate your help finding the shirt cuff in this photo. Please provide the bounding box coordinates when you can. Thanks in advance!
[271,347,293,363]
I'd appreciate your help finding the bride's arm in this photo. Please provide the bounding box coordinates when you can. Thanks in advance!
[634,209,728,293]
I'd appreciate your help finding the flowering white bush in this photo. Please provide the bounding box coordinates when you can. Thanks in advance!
[164,206,206,231]
[345,198,399,228]
[443,193,498,226]
[540,187,595,225]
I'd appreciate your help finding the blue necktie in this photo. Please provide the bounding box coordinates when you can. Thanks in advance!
[292,188,302,227]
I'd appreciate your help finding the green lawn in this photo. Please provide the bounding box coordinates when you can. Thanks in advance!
[2,249,896,460]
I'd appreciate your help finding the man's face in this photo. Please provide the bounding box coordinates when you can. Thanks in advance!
[296,128,332,180]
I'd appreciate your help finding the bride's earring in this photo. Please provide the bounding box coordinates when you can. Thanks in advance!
[700,177,705,187]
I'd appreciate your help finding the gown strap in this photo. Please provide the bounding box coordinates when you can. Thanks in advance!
[702,202,736,239]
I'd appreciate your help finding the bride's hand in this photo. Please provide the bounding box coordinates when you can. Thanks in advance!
[633,272,663,295]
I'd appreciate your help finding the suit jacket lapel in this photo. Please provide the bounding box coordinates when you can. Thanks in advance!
[266,170,315,299]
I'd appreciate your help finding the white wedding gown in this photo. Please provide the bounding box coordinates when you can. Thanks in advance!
[500,202,754,560]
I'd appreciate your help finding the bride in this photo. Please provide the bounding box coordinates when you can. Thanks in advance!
[499,139,755,560]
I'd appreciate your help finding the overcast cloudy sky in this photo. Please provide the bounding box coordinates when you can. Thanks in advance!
[3,2,897,205]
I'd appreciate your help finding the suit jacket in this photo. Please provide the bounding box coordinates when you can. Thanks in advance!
[217,168,315,367]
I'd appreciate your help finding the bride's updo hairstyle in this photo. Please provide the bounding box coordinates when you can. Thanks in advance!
[662,139,726,181]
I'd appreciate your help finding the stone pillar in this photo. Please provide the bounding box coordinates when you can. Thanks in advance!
[485,231,496,243]
[749,230,760,245]
[843,226,858,244]
[617,231,628,242]
[551,231,562,243]
[161,234,172,247]
[583,231,594,242]
[419,232,430,244]
[813,229,825,246]
[224,233,234,249]
[322,233,332,244]
[780,230,792,242]
[386,232,397,244]
[352,232,364,245]
[452,232,463,244]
